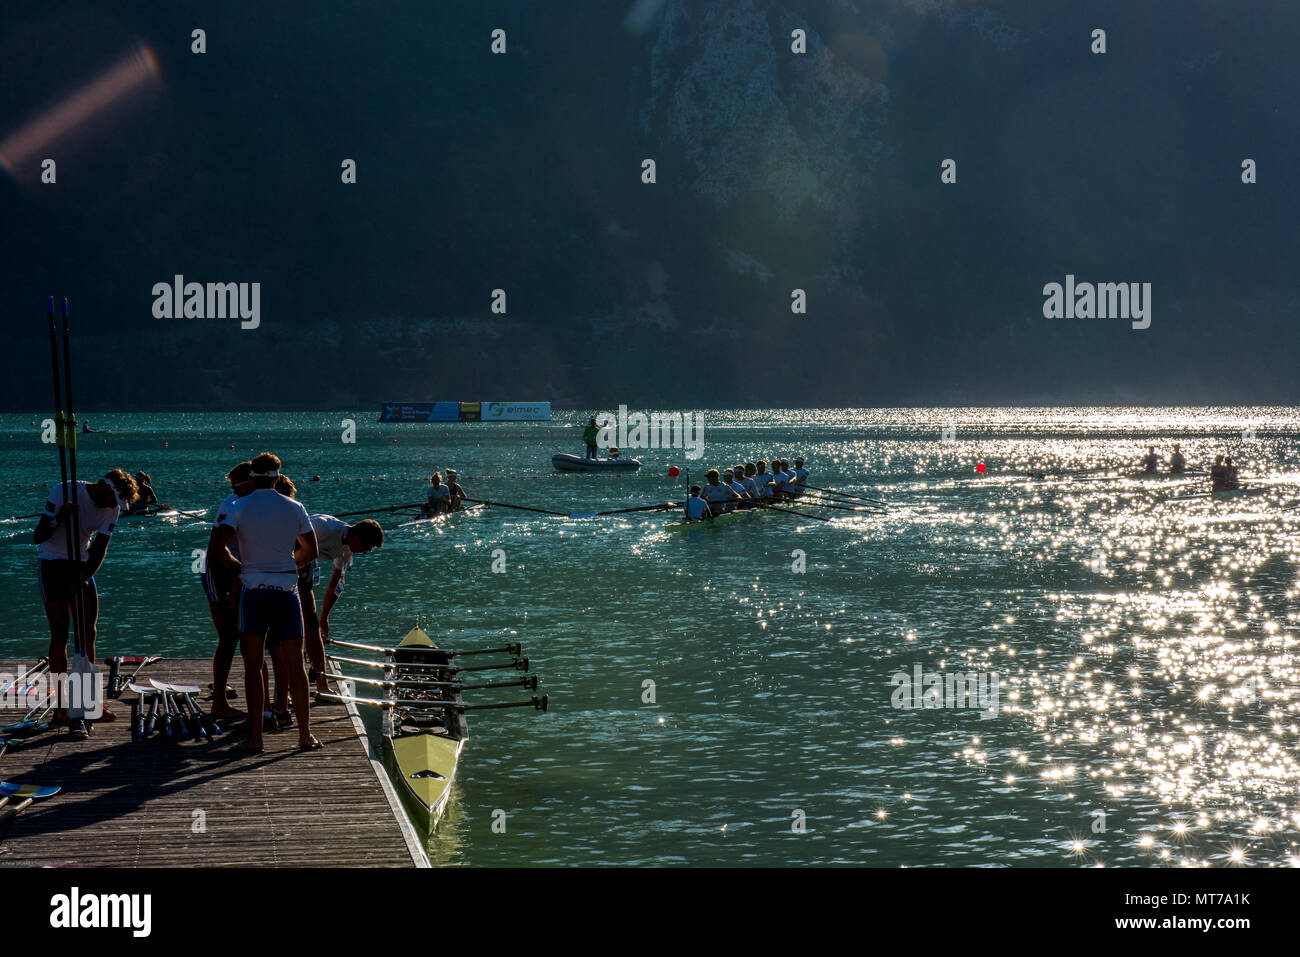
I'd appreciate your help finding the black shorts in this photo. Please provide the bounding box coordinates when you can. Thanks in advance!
[38,559,97,604]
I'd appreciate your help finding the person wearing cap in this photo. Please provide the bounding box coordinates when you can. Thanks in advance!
[32,468,139,735]
[424,472,451,515]
[768,460,790,498]
[701,468,742,515]
[127,471,160,514]
[683,485,710,520]
[778,460,800,497]
[582,417,599,459]
[445,469,466,511]
[209,452,320,752]
[791,457,809,485]
[726,467,751,502]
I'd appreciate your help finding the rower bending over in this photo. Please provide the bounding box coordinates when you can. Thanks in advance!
[298,515,383,699]
[33,469,139,736]
[208,452,321,752]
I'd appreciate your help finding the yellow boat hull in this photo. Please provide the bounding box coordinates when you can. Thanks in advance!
[381,628,467,835]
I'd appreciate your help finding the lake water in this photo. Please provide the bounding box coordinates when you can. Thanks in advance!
[2,407,1299,866]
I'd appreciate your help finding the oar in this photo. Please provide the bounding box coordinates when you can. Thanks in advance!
[0,659,49,696]
[462,497,570,517]
[114,655,162,698]
[738,500,831,522]
[53,299,99,727]
[787,496,884,513]
[334,502,427,518]
[568,502,681,519]
[0,782,62,826]
[7,512,46,521]
[799,484,887,506]
[320,691,548,713]
[2,690,57,736]
[318,670,539,693]
[323,651,527,675]
[167,683,221,739]
[326,637,521,658]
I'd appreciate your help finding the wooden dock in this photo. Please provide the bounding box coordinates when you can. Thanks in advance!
[0,658,428,867]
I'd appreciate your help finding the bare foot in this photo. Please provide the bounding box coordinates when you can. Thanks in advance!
[298,735,323,751]
[211,704,246,720]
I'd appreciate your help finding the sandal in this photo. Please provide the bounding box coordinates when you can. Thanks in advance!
[298,735,323,751]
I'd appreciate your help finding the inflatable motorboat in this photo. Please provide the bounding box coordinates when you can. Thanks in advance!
[551,452,643,473]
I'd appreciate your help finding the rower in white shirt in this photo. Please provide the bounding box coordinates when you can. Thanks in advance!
[724,468,750,503]
[209,452,319,753]
[741,463,761,498]
[701,469,742,515]
[425,472,452,515]
[684,486,711,520]
[753,461,775,498]
[298,514,384,698]
[791,457,809,485]
[33,468,139,735]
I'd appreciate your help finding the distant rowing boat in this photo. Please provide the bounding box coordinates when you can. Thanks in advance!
[665,492,805,532]
[551,453,642,473]
[1171,487,1267,502]
[120,506,207,521]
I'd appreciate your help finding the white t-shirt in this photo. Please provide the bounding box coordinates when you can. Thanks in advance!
[427,484,450,504]
[310,514,353,571]
[702,484,735,508]
[37,480,118,561]
[792,467,809,483]
[219,488,313,590]
[685,496,710,519]
[728,480,748,497]
[742,476,760,497]
[754,473,774,497]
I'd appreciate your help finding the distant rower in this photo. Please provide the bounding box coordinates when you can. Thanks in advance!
[445,468,466,510]
[1141,446,1160,474]
[1209,454,1228,491]
[1169,445,1186,474]
[702,469,742,515]
[424,472,451,515]
[128,471,160,514]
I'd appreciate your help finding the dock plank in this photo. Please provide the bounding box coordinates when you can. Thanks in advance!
[0,658,424,867]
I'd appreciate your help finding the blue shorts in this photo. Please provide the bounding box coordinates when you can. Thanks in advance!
[237,586,303,647]
[38,559,97,604]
